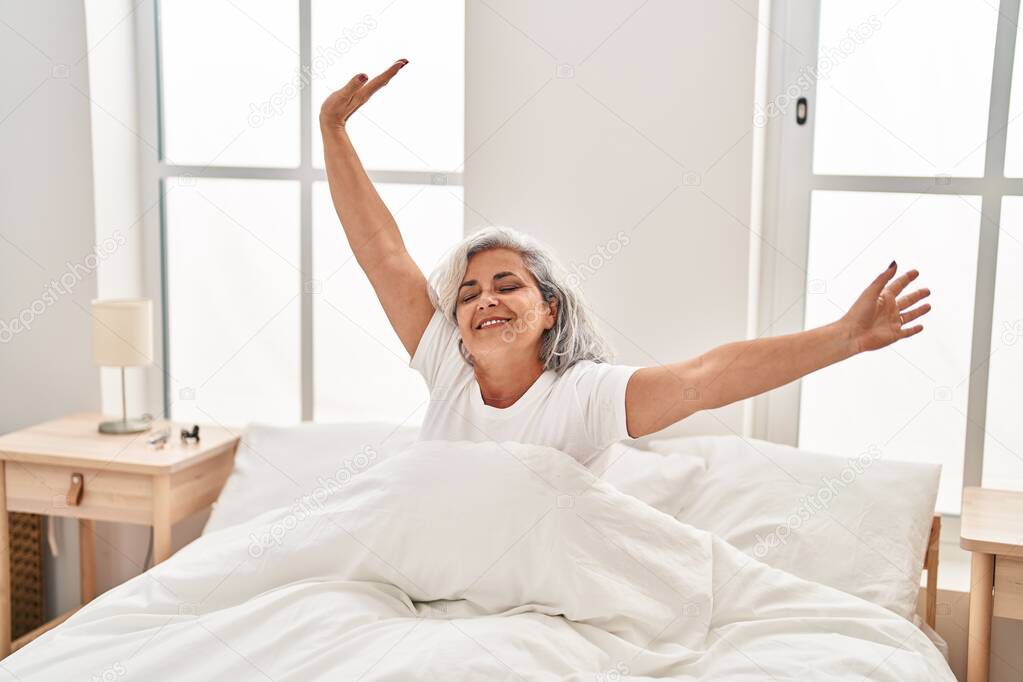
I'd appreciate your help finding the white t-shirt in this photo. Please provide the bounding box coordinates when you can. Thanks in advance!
[409,309,641,466]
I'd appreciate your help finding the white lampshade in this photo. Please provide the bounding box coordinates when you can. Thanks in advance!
[91,298,154,367]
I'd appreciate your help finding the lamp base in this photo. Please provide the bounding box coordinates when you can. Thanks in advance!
[98,418,151,434]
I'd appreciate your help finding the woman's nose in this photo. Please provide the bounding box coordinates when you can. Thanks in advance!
[477,292,498,308]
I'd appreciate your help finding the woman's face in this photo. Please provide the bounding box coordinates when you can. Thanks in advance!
[455,248,557,365]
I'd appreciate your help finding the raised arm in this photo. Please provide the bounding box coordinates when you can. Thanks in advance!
[319,59,434,357]
[624,263,932,438]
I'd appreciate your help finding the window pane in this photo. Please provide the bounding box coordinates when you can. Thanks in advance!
[799,191,981,513]
[982,197,1023,490]
[160,0,299,167]
[813,0,997,177]
[166,178,301,425]
[311,0,464,171]
[313,181,463,423]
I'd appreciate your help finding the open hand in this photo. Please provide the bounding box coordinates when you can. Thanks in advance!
[840,262,931,353]
[319,58,408,129]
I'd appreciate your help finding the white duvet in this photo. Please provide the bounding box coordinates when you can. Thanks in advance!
[10,440,953,681]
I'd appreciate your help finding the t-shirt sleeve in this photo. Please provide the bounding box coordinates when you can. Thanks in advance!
[409,307,463,389]
[570,362,642,450]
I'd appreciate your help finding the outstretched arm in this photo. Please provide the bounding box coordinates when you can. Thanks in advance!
[624,262,932,438]
[319,59,434,357]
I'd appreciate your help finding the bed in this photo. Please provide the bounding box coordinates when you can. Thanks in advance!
[4,424,954,680]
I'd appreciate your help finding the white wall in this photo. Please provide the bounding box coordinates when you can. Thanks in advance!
[464,0,760,440]
[0,0,101,618]
[82,0,169,600]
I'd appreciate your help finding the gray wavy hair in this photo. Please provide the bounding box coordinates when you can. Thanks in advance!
[427,226,614,372]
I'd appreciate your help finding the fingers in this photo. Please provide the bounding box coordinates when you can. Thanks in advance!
[864,261,898,299]
[370,58,408,88]
[349,59,408,112]
[899,303,931,324]
[897,287,930,310]
[900,324,924,339]
[337,72,371,102]
[887,268,919,297]
[885,268,928,341]
[320,60,408,124]
[319,71,369,118]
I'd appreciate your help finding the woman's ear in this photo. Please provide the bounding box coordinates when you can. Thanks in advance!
[545,296,559,330]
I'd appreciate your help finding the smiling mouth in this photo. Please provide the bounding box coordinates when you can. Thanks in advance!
[476,317,511,330]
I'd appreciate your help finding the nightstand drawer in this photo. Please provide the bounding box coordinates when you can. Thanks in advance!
[5,462,152,524]
[994,556,1023,621]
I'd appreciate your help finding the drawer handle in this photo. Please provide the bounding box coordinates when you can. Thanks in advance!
[66,472,84,507]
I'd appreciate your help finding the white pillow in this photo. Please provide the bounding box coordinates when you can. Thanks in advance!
[588,442,705,517]
[203,422,420,535]
[647,435,939,622]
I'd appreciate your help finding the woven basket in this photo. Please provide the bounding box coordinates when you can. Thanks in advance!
[9,512,44,639]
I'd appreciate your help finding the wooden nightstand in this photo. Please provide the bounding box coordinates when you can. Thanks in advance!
[960,486,1023,682]
[0,412,239,657]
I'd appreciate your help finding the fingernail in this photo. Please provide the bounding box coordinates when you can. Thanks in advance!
[889,260,896,270]
[398,58,408,65]
[356,73,368,82]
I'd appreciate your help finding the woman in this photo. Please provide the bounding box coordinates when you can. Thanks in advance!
[319,60,932,466]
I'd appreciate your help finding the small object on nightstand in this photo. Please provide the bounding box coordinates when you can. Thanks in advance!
[960,486,1023,682]
[180,425,200,444]
[147,429,171,449]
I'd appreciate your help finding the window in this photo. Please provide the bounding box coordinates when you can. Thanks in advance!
[148,0,465,426]
[312,181,463,423]
[761,0,1022,513]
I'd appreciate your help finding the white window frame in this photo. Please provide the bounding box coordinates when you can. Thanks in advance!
[133,0,465,421]
[755,0,1020,503]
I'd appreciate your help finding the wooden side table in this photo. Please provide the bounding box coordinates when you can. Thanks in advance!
[0,412,240,657]
[960,486,1023,682]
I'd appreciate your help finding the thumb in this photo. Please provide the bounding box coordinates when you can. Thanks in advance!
[864,261,897,298]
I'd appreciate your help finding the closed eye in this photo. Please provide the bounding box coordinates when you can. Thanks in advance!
[461,285,519,303]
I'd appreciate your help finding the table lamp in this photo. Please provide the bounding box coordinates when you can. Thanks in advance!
[91,298,154,434]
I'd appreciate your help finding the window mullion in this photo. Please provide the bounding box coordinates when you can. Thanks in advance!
[962,0,1020,488]
[300,0,314,421]
[811,175,1023,196]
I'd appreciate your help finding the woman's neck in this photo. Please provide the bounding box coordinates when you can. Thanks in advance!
[473,356,547,408]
